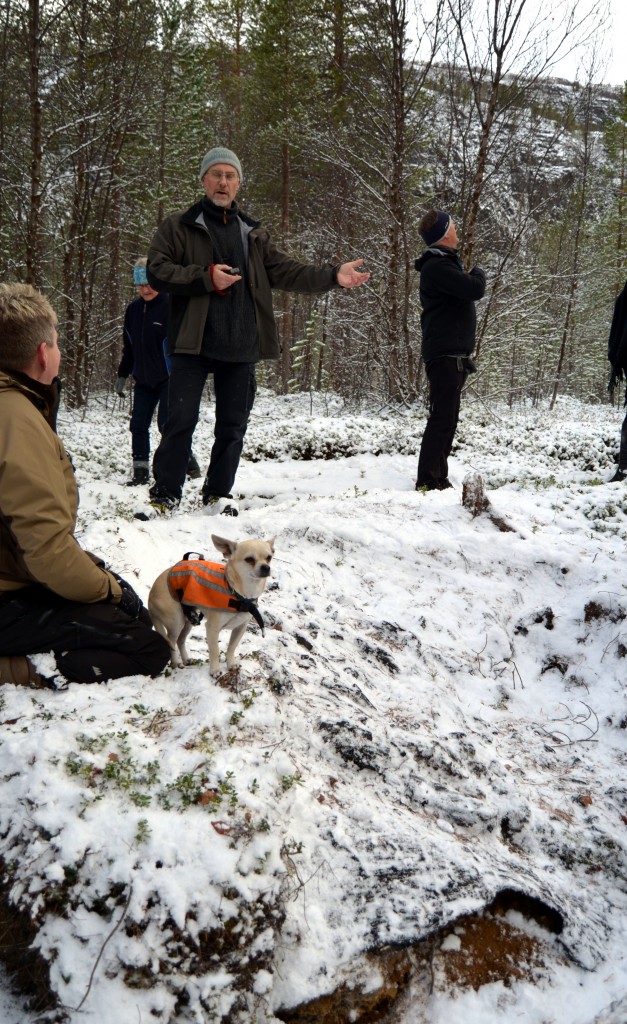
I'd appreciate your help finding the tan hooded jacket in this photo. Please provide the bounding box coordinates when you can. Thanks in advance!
[0,369,122,603]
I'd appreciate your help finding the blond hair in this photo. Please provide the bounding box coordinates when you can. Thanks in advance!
[0,283,58,372]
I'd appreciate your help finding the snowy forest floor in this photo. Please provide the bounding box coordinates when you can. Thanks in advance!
[0,388,626,1024]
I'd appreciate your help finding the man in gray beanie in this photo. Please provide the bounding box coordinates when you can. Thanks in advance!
[143,146,369,518]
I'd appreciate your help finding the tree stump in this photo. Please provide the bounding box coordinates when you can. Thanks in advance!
[462,472,490,516]
[462,471,516,533]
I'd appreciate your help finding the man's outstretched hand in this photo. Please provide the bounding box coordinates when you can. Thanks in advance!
[337,259,371,288]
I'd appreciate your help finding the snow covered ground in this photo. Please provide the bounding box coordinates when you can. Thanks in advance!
[0,388,626,1024]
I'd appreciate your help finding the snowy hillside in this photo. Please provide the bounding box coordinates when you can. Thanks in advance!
[0,389,626,1024]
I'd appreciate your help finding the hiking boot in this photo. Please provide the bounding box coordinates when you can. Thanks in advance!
[134,491,180,520]
[151,494,180,513]
[608,468,626,483]
[416,479,453,492]
[126,466,149,486]
[148,488,180,511]
[202,495,239,517]
[0,655,49,688]
[187,454,202,480]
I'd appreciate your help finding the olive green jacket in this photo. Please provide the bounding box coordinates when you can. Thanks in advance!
[0,370,121,603]
[147,200,339,359]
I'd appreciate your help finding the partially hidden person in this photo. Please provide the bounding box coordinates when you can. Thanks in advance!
[115,258,200,486]
[414,209,486,492]
[0,282,170,688]
[145,146,370,518]
[607,279,627,482]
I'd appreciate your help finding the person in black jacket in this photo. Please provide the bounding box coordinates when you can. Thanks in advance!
[414,210,486,491]
[607,280,627,482]
[144,146,369,518]
[115,259,199,485]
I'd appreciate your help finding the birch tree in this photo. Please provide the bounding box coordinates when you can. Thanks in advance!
[444,0,608,269]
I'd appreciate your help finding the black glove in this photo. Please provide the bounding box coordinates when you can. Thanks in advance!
[109,571,143,619]
[609,367,624,393]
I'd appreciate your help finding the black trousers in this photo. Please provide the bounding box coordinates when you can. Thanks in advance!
[130,378,169,464]
[0,588,170,684]
[151,356,256,502]
[619,406,627,470]
[417,357,468,488]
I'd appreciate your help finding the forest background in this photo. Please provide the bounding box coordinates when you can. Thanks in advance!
[1,0,626,410]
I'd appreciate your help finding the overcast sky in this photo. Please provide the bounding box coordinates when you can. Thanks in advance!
[554,0,627,86]
[595,0,625,86]
[413,0,625,89]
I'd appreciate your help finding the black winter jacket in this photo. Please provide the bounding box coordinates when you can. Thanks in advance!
[608,281,627,372]
[415,247,486,362]
[118,293,169,387]
[147,199,338,361]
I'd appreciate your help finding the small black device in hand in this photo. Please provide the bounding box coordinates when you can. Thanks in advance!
[225,267,240,276]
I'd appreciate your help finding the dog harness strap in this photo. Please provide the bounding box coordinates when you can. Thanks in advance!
[173,586,204,624]
[228,595,265,635]
[184,605,205,626]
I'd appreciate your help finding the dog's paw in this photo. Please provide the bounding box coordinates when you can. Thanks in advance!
[215,666,241,690]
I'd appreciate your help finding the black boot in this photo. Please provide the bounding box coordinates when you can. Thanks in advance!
[126,466,149,486]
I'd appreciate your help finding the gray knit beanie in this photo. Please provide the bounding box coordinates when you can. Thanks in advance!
[199,147,243,184]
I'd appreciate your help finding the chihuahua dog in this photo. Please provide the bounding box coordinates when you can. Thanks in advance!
[148,534,274,676]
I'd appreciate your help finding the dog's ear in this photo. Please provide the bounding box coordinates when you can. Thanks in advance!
[266,537,276,553]
[211,535,237,558]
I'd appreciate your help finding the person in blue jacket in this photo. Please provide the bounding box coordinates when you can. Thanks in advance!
[414,210,486,491]
[115,259,200,485]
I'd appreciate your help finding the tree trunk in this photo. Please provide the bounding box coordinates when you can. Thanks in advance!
[280,140,293,390]
[550,85,593,409]
[26,0,43,286]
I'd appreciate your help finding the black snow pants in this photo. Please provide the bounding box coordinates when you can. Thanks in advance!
[0,587,170,683]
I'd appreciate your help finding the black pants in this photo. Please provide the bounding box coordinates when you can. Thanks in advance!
[130,379,169,465]
[417,357,468,488]
[0,589,170,684]
[619,407,627,470]
[151,356,256,502]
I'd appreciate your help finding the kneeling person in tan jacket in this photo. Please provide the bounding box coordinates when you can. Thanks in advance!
[0,283,170,688]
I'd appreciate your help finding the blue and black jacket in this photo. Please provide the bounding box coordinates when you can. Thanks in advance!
[118,292,170,387]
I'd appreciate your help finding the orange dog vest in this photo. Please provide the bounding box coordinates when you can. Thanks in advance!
[168,559,234,611]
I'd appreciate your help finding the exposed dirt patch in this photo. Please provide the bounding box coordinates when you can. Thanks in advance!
[584,601,625,624]
[0,863,58,1015]
[274,947,414,1023]
[277,889,565,1023]
[436,910,551,990]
